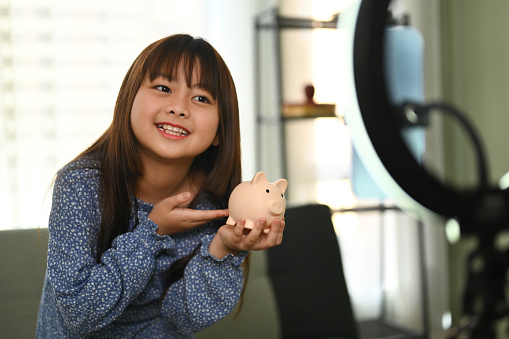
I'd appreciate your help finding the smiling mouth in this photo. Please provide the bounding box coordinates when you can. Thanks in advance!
[156,123,189,136]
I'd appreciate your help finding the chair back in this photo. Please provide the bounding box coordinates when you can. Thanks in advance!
[267,204,359,339]
[0,228,49,339]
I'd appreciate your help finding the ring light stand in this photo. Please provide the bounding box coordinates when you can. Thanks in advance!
[345,0,509,337]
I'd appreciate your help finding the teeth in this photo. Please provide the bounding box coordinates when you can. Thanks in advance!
[157,124,188,136]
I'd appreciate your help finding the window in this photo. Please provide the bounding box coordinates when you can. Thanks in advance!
[0,0,212,229]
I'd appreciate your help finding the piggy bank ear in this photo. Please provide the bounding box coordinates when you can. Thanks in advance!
[274,179,288,194]
[252,172,268,186]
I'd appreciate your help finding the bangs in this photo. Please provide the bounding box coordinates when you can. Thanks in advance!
[143,36,220,100]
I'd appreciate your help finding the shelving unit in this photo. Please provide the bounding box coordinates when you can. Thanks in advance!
[254,7,339,188]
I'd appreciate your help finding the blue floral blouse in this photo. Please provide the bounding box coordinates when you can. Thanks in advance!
[36,157,247,338]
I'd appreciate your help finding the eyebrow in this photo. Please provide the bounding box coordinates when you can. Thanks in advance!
[155,72,171,79]
[154,73,209,92]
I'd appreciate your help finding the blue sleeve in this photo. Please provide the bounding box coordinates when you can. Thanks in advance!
[46,172,174,335]
[161,235,248,335]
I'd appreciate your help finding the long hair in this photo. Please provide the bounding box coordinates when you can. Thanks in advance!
[76,34,242,263]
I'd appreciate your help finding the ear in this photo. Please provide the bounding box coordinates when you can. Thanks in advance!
[274,179,288,194]
[251,172,267,186]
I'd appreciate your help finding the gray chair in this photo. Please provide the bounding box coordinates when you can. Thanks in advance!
[196,249,282,339]
[0,228,49,339]
[0,227,279,339]
[267,204,359,339]
[1,205,360,339]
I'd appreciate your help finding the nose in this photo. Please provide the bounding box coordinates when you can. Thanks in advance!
[166,97,189,118]
[268,200,284,216]
[169,110,187,117]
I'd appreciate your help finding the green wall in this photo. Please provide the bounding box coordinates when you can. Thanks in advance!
[440,0,509,327]
[441,0,509,187]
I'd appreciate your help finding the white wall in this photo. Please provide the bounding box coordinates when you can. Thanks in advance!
[201,0,277,180]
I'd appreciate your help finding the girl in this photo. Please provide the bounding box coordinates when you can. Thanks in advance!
[37,34,285,338]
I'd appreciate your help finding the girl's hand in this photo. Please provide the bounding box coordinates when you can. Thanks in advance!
[148,192,229,235]
[209,217,285,259]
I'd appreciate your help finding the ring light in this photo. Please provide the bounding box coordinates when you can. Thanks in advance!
[341,0,509,336]
[341,0,509,233]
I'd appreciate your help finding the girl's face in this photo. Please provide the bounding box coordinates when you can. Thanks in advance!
[130,65,220,165]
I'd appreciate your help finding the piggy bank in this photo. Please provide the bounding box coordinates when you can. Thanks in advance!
[226,172,288,231]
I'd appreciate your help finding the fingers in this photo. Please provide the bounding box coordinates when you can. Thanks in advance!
[243,218,266,245]
[176,208,229,227]
[174,192,191,207]
[216,217,285,253]
[158,192,192,210]
[262,218,283,248]
[277,219,285,244]
[233,219,246,239]
[151,191,229,235]
[191,208,229,221]
[247,218,284,250]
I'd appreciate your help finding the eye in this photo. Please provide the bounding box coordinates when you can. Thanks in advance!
[281,194,284,197]
[266,189,270,193]
[193,95,211,103]
[154,85,170,93]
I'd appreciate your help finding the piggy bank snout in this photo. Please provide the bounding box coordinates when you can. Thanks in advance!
[267,200,284,216]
